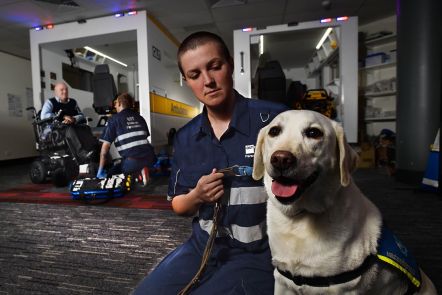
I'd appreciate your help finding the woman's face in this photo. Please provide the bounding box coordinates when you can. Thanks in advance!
[179,42,234,109]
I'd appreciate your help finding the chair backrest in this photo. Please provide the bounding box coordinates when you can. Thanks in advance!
[92,64,118,114]
[257,60,286,104]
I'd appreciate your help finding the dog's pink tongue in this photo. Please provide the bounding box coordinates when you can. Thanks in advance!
[271,181,298,197]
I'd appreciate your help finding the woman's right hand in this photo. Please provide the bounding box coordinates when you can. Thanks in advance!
[193,168,224,204]
[171,168,224,216]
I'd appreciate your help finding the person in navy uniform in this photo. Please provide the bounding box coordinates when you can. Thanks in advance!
[133,32,288,294]
[97,93,155,179]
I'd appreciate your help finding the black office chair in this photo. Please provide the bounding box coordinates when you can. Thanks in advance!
[257,60,286,104]
[92,64,118,116]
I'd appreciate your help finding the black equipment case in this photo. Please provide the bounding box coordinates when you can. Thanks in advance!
[70,174,131,200]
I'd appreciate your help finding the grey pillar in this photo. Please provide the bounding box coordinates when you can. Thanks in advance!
[396,0,441,184]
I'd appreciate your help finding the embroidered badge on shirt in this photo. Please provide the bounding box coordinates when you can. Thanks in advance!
[245,145,255,158]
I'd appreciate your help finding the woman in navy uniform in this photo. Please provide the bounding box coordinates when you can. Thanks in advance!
[97,93,155,178]
[133,32,288,294]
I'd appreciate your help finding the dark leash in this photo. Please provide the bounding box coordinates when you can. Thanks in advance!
[177,166,252,295]
[178,201,222,295]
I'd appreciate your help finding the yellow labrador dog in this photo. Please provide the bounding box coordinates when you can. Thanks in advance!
[252,110,436,295]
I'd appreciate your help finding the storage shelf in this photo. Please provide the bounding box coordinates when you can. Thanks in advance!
[364,91,396,98]
[308,49,339,77]
[360,61,396,71]
[364,116,396,122]
[365,34,397,46]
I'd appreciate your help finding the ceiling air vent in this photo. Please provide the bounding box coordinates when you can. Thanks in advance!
[207,0,247,8]
[33,0,80,7]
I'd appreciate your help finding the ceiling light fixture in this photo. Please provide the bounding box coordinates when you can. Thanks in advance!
[242,27,253,32]
[84,46,127,67]
[259,35,264,55]
[127,11,137,16]
[336,16,348,21]
[320,18,332,23]
[34,26,44,31]
[114,12,124,18]
[316,27,332,50]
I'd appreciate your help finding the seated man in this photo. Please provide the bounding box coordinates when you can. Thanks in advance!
[41,82,85,124]
[41,82,96,163]
[97,93,155,181]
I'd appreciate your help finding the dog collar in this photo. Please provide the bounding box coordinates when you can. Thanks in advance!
[276,254,376,288]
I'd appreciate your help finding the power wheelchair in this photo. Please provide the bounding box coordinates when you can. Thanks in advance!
[27,107,100,187]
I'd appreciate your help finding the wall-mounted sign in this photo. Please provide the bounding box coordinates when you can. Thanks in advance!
[152,46,161,61]
[150,92,198,119]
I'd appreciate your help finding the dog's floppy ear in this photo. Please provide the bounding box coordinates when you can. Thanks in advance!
[252,126,268,180]
[333,122,358,186]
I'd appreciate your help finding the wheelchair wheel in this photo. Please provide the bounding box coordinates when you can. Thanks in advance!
[30,160,47,184]
[52,168,69,187]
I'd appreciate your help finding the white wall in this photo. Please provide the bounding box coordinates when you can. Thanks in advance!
[40,48,128,125]
[0,52,38,160]
[146,17,198,147]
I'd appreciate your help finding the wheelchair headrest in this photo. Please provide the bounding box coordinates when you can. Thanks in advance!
[94,64,110,74]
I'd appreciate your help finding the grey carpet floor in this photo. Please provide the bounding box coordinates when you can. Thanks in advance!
[0,167,441,294]
[0,204,192,294]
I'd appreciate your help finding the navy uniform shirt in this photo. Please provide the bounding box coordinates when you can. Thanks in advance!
[100,108,152,159]
[168,91,288,252]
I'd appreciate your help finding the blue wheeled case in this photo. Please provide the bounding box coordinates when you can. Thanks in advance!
[70,174,131,200]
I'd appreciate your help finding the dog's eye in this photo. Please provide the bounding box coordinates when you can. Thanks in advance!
[268,126,281,137]
[304,127,323,139]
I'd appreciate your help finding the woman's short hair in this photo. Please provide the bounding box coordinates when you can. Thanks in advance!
[177,31,232,76]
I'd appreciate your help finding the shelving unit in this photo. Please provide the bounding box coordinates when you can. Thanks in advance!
[306,28,340,78]
[360,61,396,71]
[308,48,338,77]
[359,33,397,139]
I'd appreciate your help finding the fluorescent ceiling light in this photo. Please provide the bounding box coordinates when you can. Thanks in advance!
[316,27,332,50]
[259,35,264,55]
[84,46,127,67]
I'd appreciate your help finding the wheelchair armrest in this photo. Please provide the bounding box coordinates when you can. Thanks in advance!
[36,117,54,125]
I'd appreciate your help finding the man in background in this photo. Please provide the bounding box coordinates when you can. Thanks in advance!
[41,82,96,163]
[97,93,155,183]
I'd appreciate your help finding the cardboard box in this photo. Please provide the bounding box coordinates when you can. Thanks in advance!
[356,142,375,168]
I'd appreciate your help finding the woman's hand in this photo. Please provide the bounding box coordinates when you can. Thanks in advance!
[193,168,224,203]
[171,168,224,216]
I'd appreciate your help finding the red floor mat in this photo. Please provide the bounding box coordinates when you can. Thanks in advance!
[0,183,171,210]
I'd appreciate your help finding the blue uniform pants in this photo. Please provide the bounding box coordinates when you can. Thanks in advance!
[109,158,152,176]
[132,234,275,295]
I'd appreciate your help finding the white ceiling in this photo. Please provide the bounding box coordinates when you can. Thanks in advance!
[0,0,395,67]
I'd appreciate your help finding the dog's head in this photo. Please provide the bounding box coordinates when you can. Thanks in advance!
[253,110,358,215]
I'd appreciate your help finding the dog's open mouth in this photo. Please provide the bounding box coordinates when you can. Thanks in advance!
[271,170,319,204]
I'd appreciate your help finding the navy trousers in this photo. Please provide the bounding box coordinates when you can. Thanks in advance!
[132,232,275,295]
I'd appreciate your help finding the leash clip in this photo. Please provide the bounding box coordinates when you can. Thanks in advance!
[217,165,252,176]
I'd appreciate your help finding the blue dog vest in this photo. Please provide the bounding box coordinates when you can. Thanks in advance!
[277,224,421,293]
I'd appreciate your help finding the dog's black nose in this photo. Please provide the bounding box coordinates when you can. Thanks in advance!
[270,150,297,170]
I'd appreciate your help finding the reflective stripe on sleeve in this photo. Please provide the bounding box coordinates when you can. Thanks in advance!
[228,186,268,205]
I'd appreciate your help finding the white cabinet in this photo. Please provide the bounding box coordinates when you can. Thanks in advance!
[359,34,397,138]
